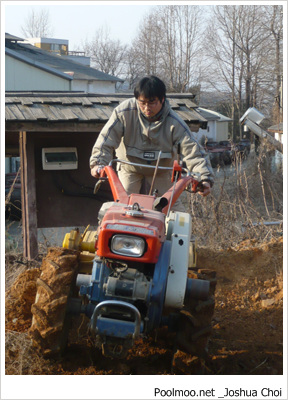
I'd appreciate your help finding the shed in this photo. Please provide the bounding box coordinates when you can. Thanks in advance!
[5,92,207,259]
[196,107,232,142]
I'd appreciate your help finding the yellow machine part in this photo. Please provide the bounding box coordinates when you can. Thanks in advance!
[62,227,98,273]
[63,226,97,253]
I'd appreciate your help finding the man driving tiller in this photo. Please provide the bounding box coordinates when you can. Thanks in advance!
[90,75,214,209]
[29,76,217,362]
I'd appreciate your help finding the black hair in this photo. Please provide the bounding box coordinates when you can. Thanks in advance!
[134,75,166,102]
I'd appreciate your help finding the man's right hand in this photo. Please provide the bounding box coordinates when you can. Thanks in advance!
[91,165,105,178]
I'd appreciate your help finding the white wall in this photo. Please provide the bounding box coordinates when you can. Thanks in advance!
[6,55,117,93]
[216,122,229,141]
[71,79,116,93]
[197,121,229,142]
[6,56,71,91]
[65,55,91,66]
[198,121,216,141]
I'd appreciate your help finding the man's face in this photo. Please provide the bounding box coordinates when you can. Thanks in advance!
[137,95,164,119]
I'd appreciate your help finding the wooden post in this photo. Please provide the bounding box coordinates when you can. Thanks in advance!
[19,131,38,259]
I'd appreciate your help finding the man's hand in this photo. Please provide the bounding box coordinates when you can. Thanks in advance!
[91,165,105,178]
[197,181,211,197]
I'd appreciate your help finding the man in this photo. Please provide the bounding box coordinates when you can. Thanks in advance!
[90,76,214,206]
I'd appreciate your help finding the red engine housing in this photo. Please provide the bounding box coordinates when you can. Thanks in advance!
[95,162,199,264]
[96,201,166,264]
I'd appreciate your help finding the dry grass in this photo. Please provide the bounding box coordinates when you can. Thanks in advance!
[188,145,283,249]
[5,331,51,375]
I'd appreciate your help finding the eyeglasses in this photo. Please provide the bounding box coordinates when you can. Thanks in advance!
[137,99,160,108]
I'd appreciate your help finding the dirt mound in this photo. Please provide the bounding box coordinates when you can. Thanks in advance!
[198,237,283,375]
[6,268,40,332]
[5,237,283,375]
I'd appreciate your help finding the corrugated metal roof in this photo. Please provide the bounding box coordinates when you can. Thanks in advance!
[197,107,233,122]
[5,92,207,125]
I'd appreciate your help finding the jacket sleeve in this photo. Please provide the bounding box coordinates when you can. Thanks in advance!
[90,108,124,168]
[180,133,214,184]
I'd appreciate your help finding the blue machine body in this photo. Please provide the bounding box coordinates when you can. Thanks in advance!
[77,241,172,341]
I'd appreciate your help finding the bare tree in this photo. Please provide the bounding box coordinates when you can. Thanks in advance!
[234,6,271,110]
[203,5,282,138]
[202,6,241,139]
[83,26,127,77]
[21,8,53,38]
[125,11,162,85]
[263,5,283,124]
[125,45,149,90]
[158,6,203,92]
[128,5,203,92]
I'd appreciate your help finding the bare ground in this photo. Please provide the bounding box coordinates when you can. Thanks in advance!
[5,237,283,375]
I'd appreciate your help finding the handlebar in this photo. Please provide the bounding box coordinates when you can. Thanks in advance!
[108,158,197,178]
[93,159,205,205]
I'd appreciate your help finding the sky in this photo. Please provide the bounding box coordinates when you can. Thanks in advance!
[3,2,158,50]
[2,1,287,399]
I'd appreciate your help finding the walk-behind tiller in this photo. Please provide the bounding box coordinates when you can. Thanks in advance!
[29,158,216,361]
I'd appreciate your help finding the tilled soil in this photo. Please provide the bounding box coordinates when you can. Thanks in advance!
[5,237,283,375]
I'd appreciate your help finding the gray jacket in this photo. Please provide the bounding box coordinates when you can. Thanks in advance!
[90,98,214,184]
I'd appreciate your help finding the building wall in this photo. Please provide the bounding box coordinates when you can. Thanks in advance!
[6,55,71,91]
[71,79,116,93]
[216,122,229,141]
[24,38,69,55]
[65,55,90,66]
[198,121,216,141]
[197,121,229,142]
[32,131,112,228]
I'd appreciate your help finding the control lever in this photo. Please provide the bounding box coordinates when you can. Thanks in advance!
[148,151,162,196]
[93,178,107,194]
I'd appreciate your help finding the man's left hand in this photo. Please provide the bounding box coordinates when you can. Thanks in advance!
[197,181,211,197]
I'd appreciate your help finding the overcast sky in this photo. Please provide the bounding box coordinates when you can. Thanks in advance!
[4,2,158,50]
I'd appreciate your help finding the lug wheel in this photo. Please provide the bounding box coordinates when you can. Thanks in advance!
[29,247,79,357]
